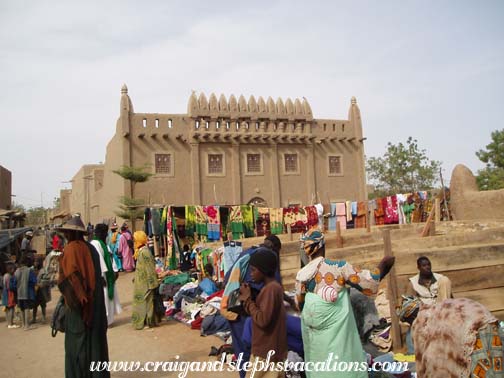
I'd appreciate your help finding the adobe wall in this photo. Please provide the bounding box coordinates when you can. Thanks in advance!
[450,164,504,220]
[0,165,12,210]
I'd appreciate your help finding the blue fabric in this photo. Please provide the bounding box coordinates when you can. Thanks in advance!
[229,316,250,378]
[198,278,217,296]
[243,315,304,358]
[351,201,358,215]
[201,314,230,336]
[223,241,242,275]
[328,203,337,231]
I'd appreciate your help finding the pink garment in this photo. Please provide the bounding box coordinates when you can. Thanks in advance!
[335,202,347,230]
[383,195,399,224]
[118,232,135,272]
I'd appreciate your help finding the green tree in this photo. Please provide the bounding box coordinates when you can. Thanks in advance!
[366,137,441,197]
[26,206,48,226]
[475,129,504,190]
[112,165,153,230]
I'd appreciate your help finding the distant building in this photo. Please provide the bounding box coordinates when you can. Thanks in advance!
[0,165,12,210]
[68,85,367,224]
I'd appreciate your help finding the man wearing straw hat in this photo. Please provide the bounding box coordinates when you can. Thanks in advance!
[57,214,109,377]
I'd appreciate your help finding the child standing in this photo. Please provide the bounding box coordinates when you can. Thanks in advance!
[2,262,19,328]
[239,248,287,378]
[15,255,37,330]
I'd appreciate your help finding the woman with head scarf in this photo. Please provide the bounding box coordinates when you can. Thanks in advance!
[131,231,159,330]
[295,227,394,378]
[91,223,122,326]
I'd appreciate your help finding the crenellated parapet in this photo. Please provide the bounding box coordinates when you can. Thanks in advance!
[187,92,313,122]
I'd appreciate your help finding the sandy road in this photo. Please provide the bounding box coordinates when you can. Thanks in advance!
[0,273,237,378]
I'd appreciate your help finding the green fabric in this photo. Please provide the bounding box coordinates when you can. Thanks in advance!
[160,207,168,236]
[301,290,367,378]
[185,205,196,237]
[241,205,255,237]
[230,222,244,240]
[162,272,191,286]
[132,246,159,330]
[94,238,115,300]
[403,203,415,224]
[169,215,179,270]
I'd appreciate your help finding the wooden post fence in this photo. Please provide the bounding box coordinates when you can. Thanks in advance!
[383,229,402,349]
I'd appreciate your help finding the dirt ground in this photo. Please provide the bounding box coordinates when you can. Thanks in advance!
[0,273,238,378]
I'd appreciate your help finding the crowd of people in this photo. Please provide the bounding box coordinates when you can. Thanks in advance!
[1,213,503,378]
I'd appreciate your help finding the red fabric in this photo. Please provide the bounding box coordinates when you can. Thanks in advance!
[191,315,203,330]
[207,289,224,301]
[384,195,399,224]
[305,206,319,227]
[52,235,61,250]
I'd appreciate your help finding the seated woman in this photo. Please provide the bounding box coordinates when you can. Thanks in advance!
[295,227,394,378]
[413,298,503,378]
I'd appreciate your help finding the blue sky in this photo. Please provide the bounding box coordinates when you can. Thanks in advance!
[1,0,503,208]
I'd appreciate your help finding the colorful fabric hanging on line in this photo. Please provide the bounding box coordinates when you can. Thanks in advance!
[166,206,177,269]
[304,206,319,228]
[160,206,167,236]
[184,205,196,238]
[229,206,244,240]
[345,201,353,222]
[283,207,308,234]
[335,202,347,230]
[254,207,271,237]
[195,206,208,240]
[384,196,399,224]
[241,205,255,237]
[269,208,284,235]
[205,205,221,241]
[144,208,152,236]
[374,199,385,225]
[150,208,161,235]
[355,201,367,228]
[328,203,337,231]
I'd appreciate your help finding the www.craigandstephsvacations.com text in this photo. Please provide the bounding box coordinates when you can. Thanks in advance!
[89,351,409,377]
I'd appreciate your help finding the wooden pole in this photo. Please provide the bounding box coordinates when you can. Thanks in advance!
[383,229,402,349]
[287,224,293,241]
[365,202,371,233]
[439,168,450,221]
[336,221,343,248]
[429,219,436,237]
[434,198,441,223]
[421,206,436,237]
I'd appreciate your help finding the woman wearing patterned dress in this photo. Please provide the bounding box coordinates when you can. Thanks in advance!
[131,231,159,330]
[295,228,394,378]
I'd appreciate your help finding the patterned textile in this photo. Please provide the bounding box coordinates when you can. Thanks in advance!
[300,227,325,257]
[383,196,399,224]
[229,206,244,240]
[185,205,196,238]
[205,205,221,241]
[160,206,167,236]
[269,208,284,235]
[374,199,385,226]
[283,207,308,234]
[254,207,271,237]
[194,206,207,240]
[295,256,380,309]
[304,206,319,228]
[166,206,179,269]
[241,205,255,237]
[413,298,502,378]
[355,201,367,228]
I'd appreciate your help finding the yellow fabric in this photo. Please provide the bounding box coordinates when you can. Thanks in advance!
[393,353,415,362]
[133,231,148,260]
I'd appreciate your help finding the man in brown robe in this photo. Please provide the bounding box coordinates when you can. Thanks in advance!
[57,215,109,378]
